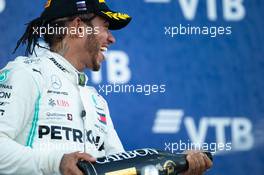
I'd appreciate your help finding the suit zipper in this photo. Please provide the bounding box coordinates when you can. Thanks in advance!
[81,110,87,152]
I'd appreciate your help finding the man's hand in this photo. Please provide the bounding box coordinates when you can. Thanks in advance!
[182,150,213,175]
[60,152,96,175]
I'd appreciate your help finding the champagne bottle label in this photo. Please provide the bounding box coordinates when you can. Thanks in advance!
[96,148,159,164]
[77,148,212,175]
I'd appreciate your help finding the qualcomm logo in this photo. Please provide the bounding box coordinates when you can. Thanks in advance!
[144,0,246,21]
[152,109,254,152]
[0,0,5,13]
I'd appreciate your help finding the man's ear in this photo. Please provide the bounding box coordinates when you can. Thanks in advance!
[69,17,85,38]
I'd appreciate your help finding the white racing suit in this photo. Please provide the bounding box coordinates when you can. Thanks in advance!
[0,49,124,174]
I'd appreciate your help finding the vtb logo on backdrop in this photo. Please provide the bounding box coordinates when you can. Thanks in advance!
[145,0,245,21]
[0,0,5,13]
[90,51,131,84]
[152,109,254,152]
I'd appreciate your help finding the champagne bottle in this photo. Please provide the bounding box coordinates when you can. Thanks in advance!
[77,148,213,175]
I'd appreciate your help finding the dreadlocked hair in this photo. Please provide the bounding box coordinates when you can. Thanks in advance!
[13,17,44,56]
[13,13,96,56]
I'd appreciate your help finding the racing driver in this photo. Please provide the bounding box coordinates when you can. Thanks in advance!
[0,0,212,174]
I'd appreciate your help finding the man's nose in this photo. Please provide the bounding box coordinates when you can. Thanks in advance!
[108,31,116,44]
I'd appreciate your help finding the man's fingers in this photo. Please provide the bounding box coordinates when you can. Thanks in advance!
[196,152,205,174]
[60,152,93,175]
[70,165,84,175]
[193,153,201,175]
[183,151,214,175]
[186,153,196,175]
[75,152,96,162]
[202,153,213,169]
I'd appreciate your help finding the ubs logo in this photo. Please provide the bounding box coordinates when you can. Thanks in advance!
[51,75,62,89]
[49,98,70,107]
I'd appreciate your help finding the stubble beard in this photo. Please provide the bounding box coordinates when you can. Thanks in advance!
[85,33,102,71]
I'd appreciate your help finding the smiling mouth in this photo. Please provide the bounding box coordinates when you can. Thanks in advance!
[98,47,108,61]
[100,47,108,52]
[100,47,108,59]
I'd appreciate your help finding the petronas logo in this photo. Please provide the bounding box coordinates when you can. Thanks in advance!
[0,70,10,83]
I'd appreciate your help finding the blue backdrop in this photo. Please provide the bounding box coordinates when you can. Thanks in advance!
[0,0,264,174]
